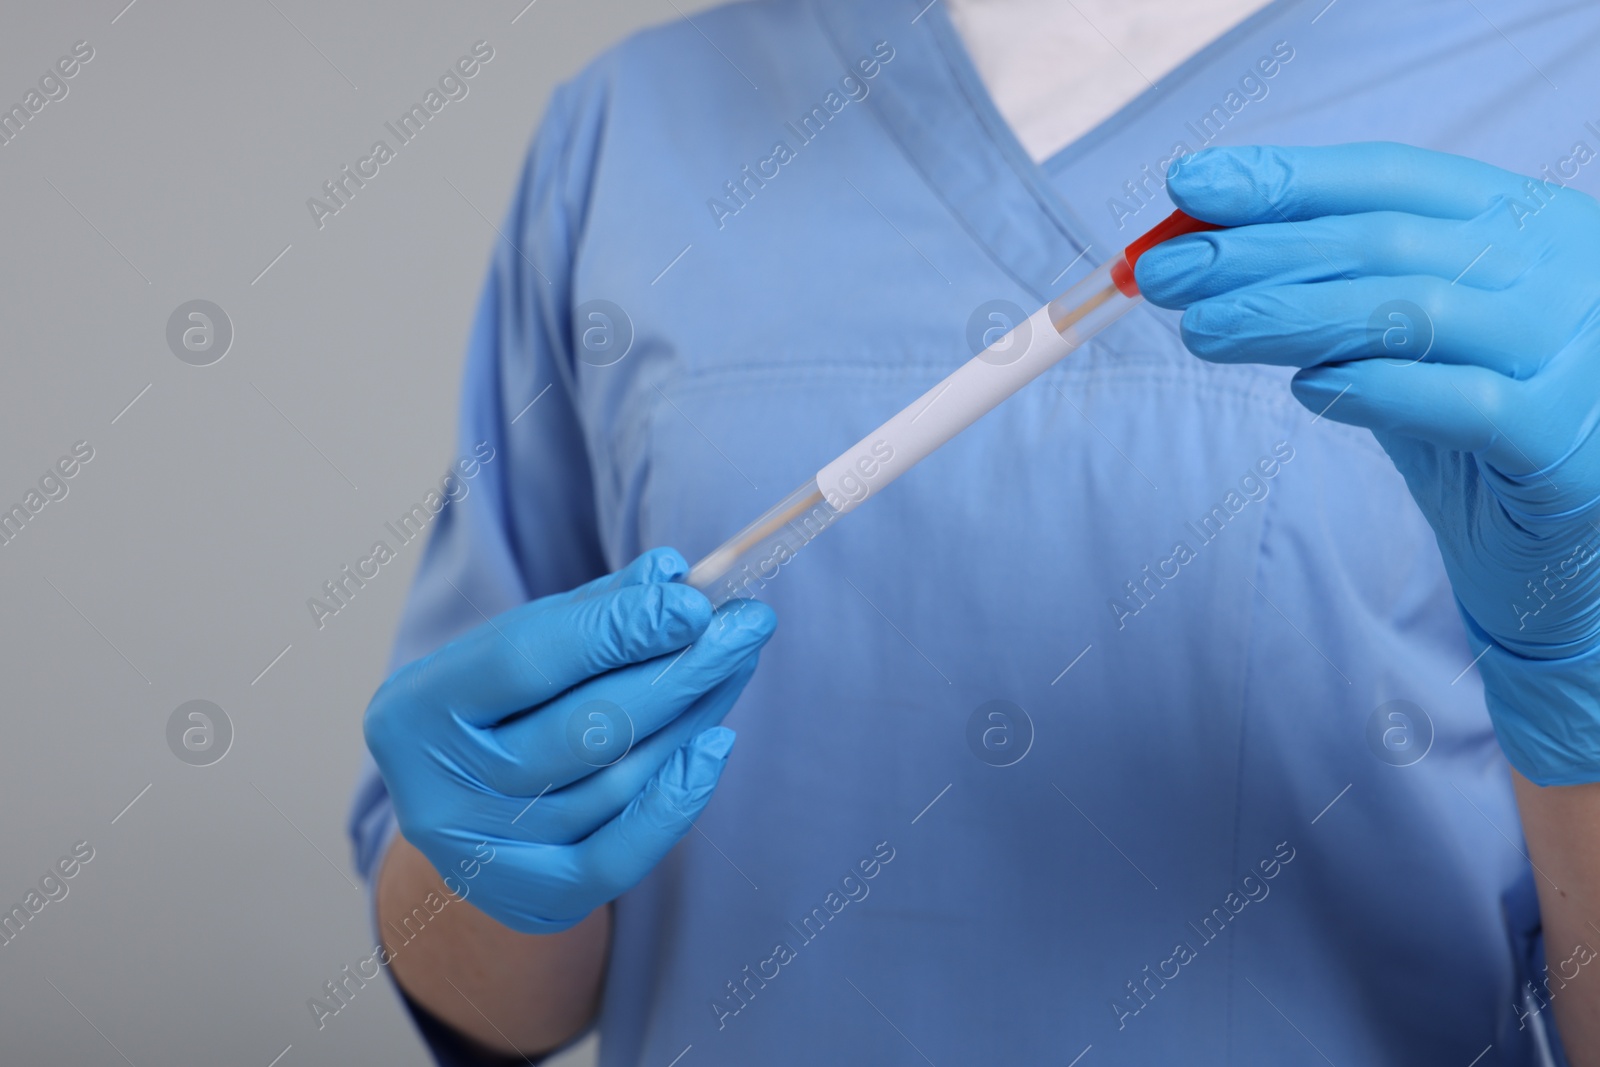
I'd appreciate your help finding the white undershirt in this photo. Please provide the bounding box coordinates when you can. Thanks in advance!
[945,0,1276,162]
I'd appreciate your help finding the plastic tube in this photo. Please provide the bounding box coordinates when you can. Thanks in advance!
[685,210,1221,607]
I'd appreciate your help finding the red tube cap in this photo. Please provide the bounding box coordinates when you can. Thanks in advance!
[1109,210,1226,298]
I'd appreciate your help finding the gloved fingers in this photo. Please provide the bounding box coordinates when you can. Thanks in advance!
[569,727,736,905]
[1165,143,1524,226]
[387,723,742,935]
[1179,275,1552,379]
[1137,209,1523,309]
[396,548,713,730]
[505,662,756,846]
[476,601,773,795]
[458,728,736,934]
[1305,359,1590,494]
[1291,359,1528,463]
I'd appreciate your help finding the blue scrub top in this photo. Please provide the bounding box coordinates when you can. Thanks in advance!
[348,0,1600,1062]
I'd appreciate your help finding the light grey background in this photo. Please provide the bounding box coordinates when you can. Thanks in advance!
[0,2,717,1063]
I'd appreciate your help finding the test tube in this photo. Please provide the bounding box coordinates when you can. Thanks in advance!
[684,210,1221,608]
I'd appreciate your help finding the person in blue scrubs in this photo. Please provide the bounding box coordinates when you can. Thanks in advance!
[349,1,1600,1063]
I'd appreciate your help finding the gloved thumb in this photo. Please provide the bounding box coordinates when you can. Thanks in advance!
[574,727,737,902]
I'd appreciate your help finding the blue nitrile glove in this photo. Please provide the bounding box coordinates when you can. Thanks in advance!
[364,547,776,932]
[1136,142,1600,785]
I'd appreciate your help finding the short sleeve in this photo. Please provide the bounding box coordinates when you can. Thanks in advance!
[345,72,612,1067]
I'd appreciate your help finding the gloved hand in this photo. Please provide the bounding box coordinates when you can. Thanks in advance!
[1135,142,1600,785]
[364,547,776,932]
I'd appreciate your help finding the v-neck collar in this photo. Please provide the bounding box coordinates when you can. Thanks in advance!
[808,0,1294,304]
